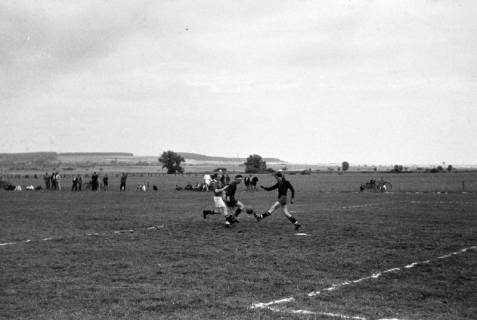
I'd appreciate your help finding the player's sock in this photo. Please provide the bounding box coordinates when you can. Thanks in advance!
[288,216,297,224]
[203,210,212,218]
[234,208,242,217]
[262,211,271,218]
[226,215,239,225]
[253,212,262,222]
[288,216,301,230]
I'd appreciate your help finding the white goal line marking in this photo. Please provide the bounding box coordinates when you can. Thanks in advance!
[251,245,477,316]
[0,225,165,248]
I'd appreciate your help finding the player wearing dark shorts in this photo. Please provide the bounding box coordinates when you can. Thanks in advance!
[225,175,256,222]
[255,172,301,231]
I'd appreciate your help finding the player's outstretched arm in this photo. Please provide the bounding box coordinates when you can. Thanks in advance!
[261,183,278,191]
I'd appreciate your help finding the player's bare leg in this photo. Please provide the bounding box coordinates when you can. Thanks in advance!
[281,205,301,231]
[254,201,279,221]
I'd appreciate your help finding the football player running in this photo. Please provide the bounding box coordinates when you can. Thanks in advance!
[225,175,256,222]
[254,172,301,231]
[202,173,238,227]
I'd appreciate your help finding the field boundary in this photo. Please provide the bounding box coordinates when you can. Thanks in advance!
[0,225,165,247]
[251,246,477,319]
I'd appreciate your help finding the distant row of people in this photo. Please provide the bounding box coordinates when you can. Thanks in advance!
[243,175,259,191]
[43,172,62,190]
[43,172,128,191]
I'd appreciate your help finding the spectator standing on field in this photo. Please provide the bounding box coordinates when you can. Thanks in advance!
[102,174,109,191]
[120,172,128,191]
[254,172,301,231]
[251,176,259,191]
[44,172,51,190]
[244,175,251,191]
[51,172,58,190]
[72,176,79,191]
[56,172,62,191]
[91,172,99,191]
[77,174,83,191]
[203,173,212,191]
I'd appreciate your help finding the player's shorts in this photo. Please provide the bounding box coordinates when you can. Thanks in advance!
[226,198,238,208]
[214,196,226,208]
[278,195,288,206]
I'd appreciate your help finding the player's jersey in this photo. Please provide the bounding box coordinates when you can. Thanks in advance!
[263,180,295,199]
[212,180,224,197]
[225,181,238,198]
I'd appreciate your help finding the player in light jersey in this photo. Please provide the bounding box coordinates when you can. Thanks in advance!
[202,174,238,227]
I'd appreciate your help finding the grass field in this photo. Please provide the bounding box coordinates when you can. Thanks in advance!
[1,173,476,320]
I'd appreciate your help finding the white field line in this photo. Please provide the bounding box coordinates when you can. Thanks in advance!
[267,306,368,320]
[307,246,476,297]
[341,203,384,210]
[0,242,17,246]
[251,297,295,309]
[251,245,477,309]
[0,225,165,248]
[259,305,406,320]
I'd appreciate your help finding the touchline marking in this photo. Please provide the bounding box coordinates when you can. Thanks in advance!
[0,242,16,246]
[307,246,476,297]
[251,245,477,310]
[0,225,165,248]
[265,305,406,320]
[251,297,294,309]
[265,306,369,320]
[342,204,381,210]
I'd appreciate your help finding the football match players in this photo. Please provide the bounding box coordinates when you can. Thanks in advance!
[225,174,256,221]
[254,172,301,231]
[202,173,238,227]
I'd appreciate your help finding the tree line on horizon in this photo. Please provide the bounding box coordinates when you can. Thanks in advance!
[159,151,271,174]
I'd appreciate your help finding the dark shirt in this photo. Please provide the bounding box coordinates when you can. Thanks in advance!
[225,181,239,200]
[263,179,295,199]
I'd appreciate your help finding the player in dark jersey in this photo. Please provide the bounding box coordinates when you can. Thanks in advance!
[225,175,256,221]
[254,172,301,231]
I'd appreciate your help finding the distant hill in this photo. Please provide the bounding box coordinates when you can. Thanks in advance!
[59,152,133,157]
[0,152,284,170]
[0,152,58,167]
[178,152,282,162]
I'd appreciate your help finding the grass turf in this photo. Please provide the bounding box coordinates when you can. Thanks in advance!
[0,174,476,319]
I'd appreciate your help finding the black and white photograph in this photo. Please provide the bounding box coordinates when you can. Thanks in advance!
[1,1,476,319]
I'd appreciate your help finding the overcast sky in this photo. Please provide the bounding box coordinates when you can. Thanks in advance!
[1,0,476,165]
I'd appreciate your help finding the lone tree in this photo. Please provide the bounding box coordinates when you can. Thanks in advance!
[342,161,349,172]
[244,154,267,173]
[159,151,185,174]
